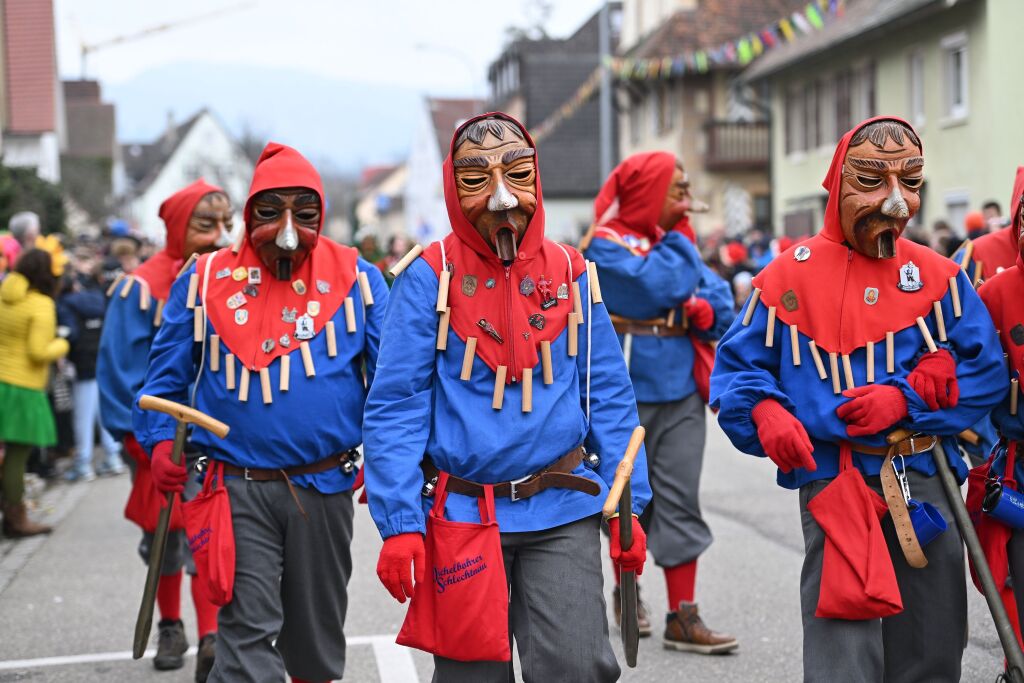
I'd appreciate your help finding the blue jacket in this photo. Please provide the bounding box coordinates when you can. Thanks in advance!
[584,231,735,403]
[362,258,651,537]
[710,269,1005,489]
[98,280,157,440]
[132,258,388,493]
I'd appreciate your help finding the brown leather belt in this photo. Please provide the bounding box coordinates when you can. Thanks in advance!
[610,314,689,338]
[852,431,938,570]
[422,447,600,501]
[220,450,359,481]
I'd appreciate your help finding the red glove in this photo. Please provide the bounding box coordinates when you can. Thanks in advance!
[607,515,647,575]
[907,349,959,411]
[836,385,908,438]
[751,399,816,473]
[150,440,187,494]
[376,532,425,603]
[683,297,714,331]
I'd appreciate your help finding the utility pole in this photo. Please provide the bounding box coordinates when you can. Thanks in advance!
[598,0,613,180]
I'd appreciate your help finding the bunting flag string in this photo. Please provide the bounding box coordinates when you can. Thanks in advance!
[531,0,844,142]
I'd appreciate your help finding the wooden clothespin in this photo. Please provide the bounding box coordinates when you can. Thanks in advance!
[572,282,585,324]
[138,283,151,311]
[185,273,198,310]
[344,297,356,333]
[568,312,579,357]
[225,354,236,390]
[765,306,777,347]
[742,288,762,326]
[119,275,136,299]
[437,307,452,350]
[808,340,826,380]
[436,270,451,313]
[586,261,603,304]
[238,367,250,402]
[915,317,938,353]
[300,342,315,377]
[493,366,508,410]
[885,332,895,373]
[388,244,424,278]
[949,276,962,318]
[841,354,854,390]
[105,273,125,297]
[260,368,272,404]
[932,301,947,342]
[866,341,875,383]
[193,307,204,342]
[357,270,375,306]
[210,335,220,372]
[176,253,198,278]
[828,352,841,395]
[789,325,801,366]
[541,340,553,385]
[154,300,165,328]
[279,355,291,392]
[1012,378,1019,416]
[326,321,338,357]
[460,338,477,380]
[522,367,533,413]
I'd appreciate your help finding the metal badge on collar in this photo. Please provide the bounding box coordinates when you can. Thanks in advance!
[234,309,248,325]
[279,334,292,347]
[897,261,923,292]
[864,287,879,305]
[282,307,297,324]
[247,268,262,284]
[307,301,321,317]
[794,246,811,262]
[292,279,307,295]
[232,267,247,281]
[485,278,496,289]
[557,283,569,299]
[294,313,315,340]
[316,279,330,294]
[243,284,258,298]
[261,338,275,353]
[215,268,231,280]
[519,276,535,296]
[226,293,247,310]
[462,275,478,297]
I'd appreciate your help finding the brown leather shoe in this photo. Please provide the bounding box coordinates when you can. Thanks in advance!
[612,585,652,637]
[2,502,52,538]
[664,601,738,654]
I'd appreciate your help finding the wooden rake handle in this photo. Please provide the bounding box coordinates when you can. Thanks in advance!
[137,395,230,439]
[602,426,645,517]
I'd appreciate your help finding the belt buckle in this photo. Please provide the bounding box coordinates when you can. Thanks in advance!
[509,474,533,502]
[244,467,254,481]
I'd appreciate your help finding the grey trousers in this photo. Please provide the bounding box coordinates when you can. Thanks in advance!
[799,470,966,683]
[637,393,713,567]
[432,515,619,683]
[1008,529,1024,633]
[208,479,354,683]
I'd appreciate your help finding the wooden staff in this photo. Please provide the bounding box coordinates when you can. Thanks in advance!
[238,367,250,402]
[886,332,895,373]
[829,352,841,395]
[742,288,762,326]
[587,261,603,303]
[568,312,579,357]
[120,275,136,299]
[185,273,198,309]
[436,270,451,313]
[949,276,962,318]
[193,307,203,342]
[1012,379,1020,417]
[808,340,826,380]
[388,244,423,278]
[790,325,801,366]
[866,341,875,383]
[492,366,508,410]
[225,354,236,390]
[326,321,338,357]
[765,306,777,347]
[933,301,947,342]
[357,270,375,305]
[300,342,315,377]
[279,355,291,392]
[210,335,220,372]
[437,307,451,350]
[460,338,477,380]
[260,368,272,404]
[132,397,229,660]
[841,354,854,390]
[522,367,533,413]
[541,340,553,385]
[344,297,356,333]
[916,317,938,353]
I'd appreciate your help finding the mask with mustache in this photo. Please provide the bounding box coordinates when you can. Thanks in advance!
[838,121,924,258]
[452,119,538,263]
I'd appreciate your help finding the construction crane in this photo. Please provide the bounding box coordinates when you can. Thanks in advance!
[79,2,256,78]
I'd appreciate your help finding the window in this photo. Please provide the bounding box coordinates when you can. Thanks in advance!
[629,95,644,145]
[942,31,968,120]
[655,83,676,134]
[908,49,925,126]
[650,87,661,136]
[834,69,852,135]
[802,81,819,150]
[784,86,805,155]
[817,79,835,145]
[945,190,970,237]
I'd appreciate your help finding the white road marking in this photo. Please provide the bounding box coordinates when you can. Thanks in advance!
[0,634,419,681]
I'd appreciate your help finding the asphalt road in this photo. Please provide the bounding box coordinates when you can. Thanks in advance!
[0,417,1008,682]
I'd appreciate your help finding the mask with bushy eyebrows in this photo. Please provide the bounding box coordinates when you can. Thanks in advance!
[248,188,320,279]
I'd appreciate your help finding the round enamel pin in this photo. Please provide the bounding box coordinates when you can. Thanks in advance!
[234,309,248,325]
[794,246,811,262]
[232,267,247,281]
[292,279,307,295]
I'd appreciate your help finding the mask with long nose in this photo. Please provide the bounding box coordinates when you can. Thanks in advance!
[183,192,234,260]
[838,121,924,259]
[453,118,538,263]
[248,188,321,279]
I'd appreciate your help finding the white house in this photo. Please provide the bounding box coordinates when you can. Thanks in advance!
[121,109,253,245]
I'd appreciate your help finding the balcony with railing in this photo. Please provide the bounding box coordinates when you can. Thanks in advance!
[704,120,770,172]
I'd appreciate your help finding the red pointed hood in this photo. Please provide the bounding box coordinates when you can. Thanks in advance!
[442,112,545,261]
[245,142,325,237]
[135,178,224,301]
[820,115,920,244]
[593,151,676,242]
[1011,166,1024,242]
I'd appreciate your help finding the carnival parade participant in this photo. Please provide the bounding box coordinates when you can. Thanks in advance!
[711,116,1005,682]
[956,167,1024,286]
[363,112,650,682]
[0,249,68,537]
[133,142,388,683]
[583,151,738,653]
[98,179,232,678]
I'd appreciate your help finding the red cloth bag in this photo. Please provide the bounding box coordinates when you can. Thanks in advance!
[966,444,1024,649]
[396,473,510,662]
[123,434,184,532]
[808,444,903,620]
[690,336,716,408]
[182,461,235,606]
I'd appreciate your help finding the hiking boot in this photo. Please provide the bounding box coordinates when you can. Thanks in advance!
[664,601,738,654]
[194,633,216,682]
[154,619,188,670]
[2,502,52,537]
[612,585,652,637]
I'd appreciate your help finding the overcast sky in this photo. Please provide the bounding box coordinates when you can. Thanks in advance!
[55,0,603,97]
